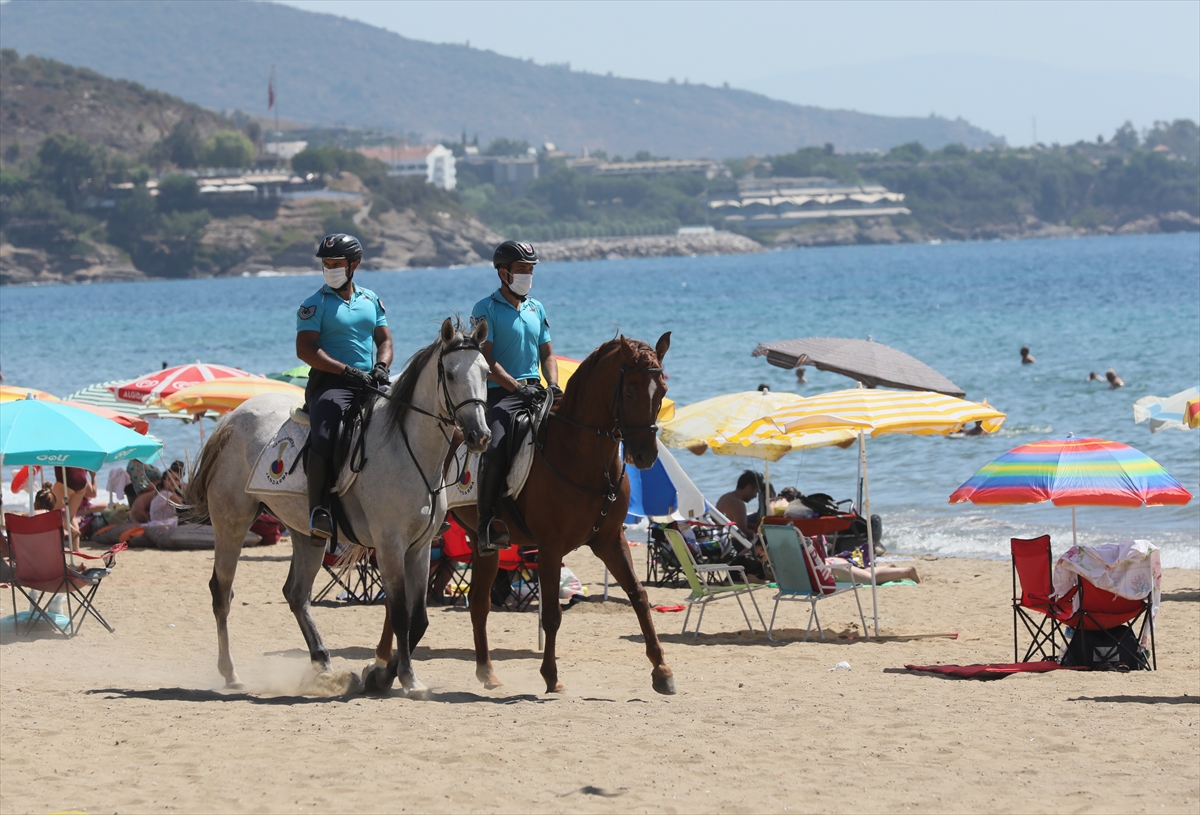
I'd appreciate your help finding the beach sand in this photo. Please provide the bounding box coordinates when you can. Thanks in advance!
[1,541,1197,814]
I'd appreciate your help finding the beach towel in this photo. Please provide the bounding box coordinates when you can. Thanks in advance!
[444,436,536,510]
[903,661,1087,680]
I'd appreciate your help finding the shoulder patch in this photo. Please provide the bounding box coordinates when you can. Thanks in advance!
[298,305,317,320]
[377,297,385,313]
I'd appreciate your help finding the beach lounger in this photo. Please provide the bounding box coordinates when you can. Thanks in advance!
[429,518,472,606]
[4,512,125,637]
[665,528,765,637]
[1011,536,1074,662]
[760,523,867,642]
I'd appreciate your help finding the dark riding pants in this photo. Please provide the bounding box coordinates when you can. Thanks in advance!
[483,384,537,472]
[306,372,363,459]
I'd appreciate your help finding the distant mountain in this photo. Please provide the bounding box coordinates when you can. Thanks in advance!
[745,55,1200,148]
[0,50,231,163]
[0,0,1001,157]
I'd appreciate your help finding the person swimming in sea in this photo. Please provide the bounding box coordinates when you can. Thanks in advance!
[1087,371,1100,382]
[1105,368,1124,389]
[1020,345,1036,365]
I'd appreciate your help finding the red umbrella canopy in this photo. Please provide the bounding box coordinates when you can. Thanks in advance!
[110,362,252,403]
[949,437,1193,508]
[61,401,150,434]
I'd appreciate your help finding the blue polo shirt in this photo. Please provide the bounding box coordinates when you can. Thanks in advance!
[471,290,551,387]
[296,284,387,372]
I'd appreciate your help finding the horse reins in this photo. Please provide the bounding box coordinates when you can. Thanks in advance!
[539,360,665,545]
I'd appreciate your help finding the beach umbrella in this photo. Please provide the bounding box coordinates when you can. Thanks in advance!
[60,401,149,435]
[267,364,311,387]
[1188,398,1200,430]
[66,381,201,422]
[110,362,252,403]
[1133,386,1200,433]
[725,387,1007,635]
[949,436,1193,546]
[752,336,966,397]
[0,385,61,403]
[0,398,162,472]
[157,376,305,416]
[660,390,824,460]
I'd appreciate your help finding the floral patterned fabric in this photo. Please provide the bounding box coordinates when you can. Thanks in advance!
[1053,540,1161,645]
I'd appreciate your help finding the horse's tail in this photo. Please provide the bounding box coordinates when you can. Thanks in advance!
[179,419,237,525]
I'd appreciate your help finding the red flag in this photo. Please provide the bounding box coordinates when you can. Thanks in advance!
[268,67,275,110]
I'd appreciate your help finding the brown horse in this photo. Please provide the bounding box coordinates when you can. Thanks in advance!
[373,333,677,695]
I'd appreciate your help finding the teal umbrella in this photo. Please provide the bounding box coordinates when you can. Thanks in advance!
[0,397,162,471]
[266,364,310,387]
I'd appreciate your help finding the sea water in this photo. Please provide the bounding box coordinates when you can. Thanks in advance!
[2,234,1197,567]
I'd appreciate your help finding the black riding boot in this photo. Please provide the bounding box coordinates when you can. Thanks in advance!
[475,458,511,555]
[306,452,334,543]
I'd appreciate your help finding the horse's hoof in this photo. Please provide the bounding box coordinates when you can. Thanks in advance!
[361,665,393,695]
[477,668,503,690]
[226,681,246,692]
[344,671,365,696]
[652,674,677,696]
[401,685,431,701]
[545,680,565,694]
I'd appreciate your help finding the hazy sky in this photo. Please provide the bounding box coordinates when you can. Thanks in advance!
[277,0,1200,146]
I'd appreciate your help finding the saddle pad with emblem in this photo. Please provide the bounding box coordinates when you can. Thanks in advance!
[246,417,360,497]
[444,432,536,509]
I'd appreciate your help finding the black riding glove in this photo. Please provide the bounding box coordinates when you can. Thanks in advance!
[342,365,372,389]
[370,362,391,388]
[514,382,542,404]
[548,382,564,402]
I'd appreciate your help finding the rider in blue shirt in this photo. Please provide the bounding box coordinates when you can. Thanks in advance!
[469,240,560,553]
[295,234,393,541]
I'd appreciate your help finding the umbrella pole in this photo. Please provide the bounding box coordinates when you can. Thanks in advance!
[196,413,205,446]
[860,430,878,637]
[1072,507,1077,548]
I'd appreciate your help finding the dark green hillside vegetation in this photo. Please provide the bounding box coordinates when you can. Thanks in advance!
[857,120,1199,238]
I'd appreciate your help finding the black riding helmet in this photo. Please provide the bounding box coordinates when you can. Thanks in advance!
[315,233,364,264]
[492,240,538,269]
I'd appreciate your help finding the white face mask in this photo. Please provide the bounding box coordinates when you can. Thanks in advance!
[323,266,349,289]
[508,273,533,297]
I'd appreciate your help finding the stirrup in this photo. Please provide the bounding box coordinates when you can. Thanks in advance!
[476,518,511,555]
[309,507,333,542]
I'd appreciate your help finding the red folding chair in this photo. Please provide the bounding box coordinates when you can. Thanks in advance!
[1011,536,1075,662]
[313,541,383,604]
[1062,577,1156,671]
[429,517,472,606]
[4,512,125,637]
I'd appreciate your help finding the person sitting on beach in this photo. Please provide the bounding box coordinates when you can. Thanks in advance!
[716,470,764,538]
[1105,368,1124,389]
[1020,345,1036,365]
[296,233,393,541]
[131,462,184,525]
[51,466,95,550]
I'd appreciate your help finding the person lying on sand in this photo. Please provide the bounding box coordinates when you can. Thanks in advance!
[824,557,920,584]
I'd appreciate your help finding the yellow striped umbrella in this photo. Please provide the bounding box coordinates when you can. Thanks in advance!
[158,376,305,415]
[728,387,1006,446]
[0,385,62,403]
[544,355,675,422]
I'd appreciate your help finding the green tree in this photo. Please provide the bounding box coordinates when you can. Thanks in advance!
[528,165,583,218]
[1112,121,1139,152]
[886,141,929,162]
[483,138,531,157]
[36,133,104,210]
[106,186,157,251]
[156,173,200,211]
[163,120,203,169]
[199,130,256,169]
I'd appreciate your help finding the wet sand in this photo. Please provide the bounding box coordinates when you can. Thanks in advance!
[1,541,1197,814]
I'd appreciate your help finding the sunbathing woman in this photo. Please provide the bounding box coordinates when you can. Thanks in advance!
[824,556,920,584]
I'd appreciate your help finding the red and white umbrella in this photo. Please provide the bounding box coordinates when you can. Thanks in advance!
[110,362,252,404]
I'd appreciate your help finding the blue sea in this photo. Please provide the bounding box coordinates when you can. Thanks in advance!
[3,234,1198,567]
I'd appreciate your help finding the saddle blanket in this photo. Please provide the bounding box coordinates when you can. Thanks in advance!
[445,433,535,509]
[245,418,359,497]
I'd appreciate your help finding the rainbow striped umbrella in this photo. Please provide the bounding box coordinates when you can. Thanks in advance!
[949,436,1192,545]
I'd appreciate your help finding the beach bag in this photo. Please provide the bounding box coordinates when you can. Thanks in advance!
[1061,624,1143,670]
[799,493,840,516]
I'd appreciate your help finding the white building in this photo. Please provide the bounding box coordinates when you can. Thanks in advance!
[262,141,309,160]
[356,144,457,190]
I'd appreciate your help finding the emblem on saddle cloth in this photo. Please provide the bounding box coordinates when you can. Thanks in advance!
[246,417,359,497]
[445,434,536,510]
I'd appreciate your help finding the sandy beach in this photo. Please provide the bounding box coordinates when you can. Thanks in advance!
[1,539,1197,815]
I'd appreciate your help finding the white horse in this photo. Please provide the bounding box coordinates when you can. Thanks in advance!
[184,318,490,697]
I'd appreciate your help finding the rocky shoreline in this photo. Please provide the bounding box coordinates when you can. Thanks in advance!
[2,211,1196,286]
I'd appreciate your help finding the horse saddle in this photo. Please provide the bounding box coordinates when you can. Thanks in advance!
[444,390,552,510]
[245,400,368,499]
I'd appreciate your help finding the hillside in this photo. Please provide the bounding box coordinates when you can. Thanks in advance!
[0,50,231,164]
[0,0,1001,157]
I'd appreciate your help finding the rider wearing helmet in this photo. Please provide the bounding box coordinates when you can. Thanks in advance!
[296,233,393,541]
[469,240,560,554]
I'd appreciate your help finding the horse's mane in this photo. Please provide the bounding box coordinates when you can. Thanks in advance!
[557,337,660,416]
[385,337,441,433]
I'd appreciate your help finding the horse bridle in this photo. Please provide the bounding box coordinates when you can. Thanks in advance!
[539,360,665,546]
[550,362,665,441]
